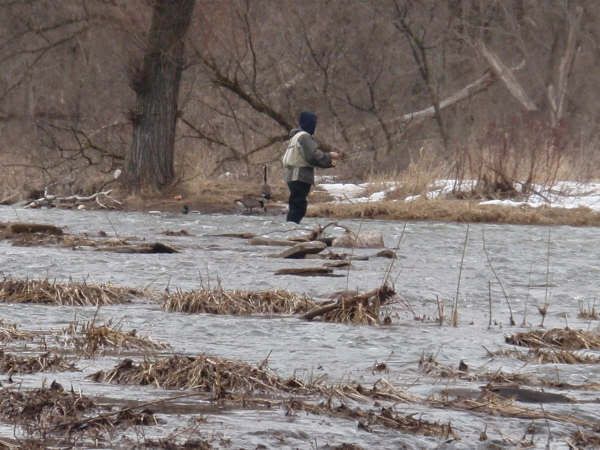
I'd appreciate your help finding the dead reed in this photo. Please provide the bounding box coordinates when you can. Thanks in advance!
[0,350,76,374]
[162,288,317,315]
[89,355,315,398]
[0,277,140,306]
[505,328,600,350]
[578,301,599,320]
[302,285,396,325]
[0,319,32,342]
[60,319,170,356]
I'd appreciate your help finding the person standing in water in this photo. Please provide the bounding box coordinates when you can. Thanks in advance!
[282,111,341,224]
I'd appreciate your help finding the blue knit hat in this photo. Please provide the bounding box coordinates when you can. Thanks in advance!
[299,111,317,135]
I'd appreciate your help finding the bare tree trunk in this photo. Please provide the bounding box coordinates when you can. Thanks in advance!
[126,0,195,192]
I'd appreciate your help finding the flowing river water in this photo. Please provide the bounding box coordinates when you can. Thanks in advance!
[0,206,599,449]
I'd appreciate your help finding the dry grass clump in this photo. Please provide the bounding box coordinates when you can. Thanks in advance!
[0,277,140,306]
[0,350,76,374]
[287,399,455,438]
[505,328,600,350]
[488,347,600,364]
[308,199,600,226]
[89,355,314,398]
[302,285,396,325]
[60,320,170,356]
[163,288,317,315]
[0,318,33,342]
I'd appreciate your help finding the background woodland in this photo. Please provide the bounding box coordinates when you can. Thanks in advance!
[1,0,598,198]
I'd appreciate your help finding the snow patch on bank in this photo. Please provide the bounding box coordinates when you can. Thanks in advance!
[316,178,600,212]
[317,182,397,204]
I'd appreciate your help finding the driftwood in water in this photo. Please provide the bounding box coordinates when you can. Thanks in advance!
[212,232,256,239]
[302,285,395,323]
[323,260,351,268]
[278,241,327,259]
[375,249,396,259]
[249,236,297,246]
[25,189,121,209]
[275,267,340,277]
[161,229,192,237]
[97,242,178,254]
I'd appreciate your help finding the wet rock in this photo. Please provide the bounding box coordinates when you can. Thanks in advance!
[332,231,384,249]
[374,249,396,258]
[278,241,327,259]
[484,385,574,403]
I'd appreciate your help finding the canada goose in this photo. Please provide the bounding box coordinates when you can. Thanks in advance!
[235,196,265,213]
[181,204,189,214]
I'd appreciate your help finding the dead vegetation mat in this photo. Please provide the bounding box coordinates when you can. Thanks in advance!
[59,320,170,356]
[0,350,76,374]
[286,399,455,439]
[429,391,595,428]
[505,328,600,350]
[0,277,139,306]
[0,318,32,342]
[163,288,317,315]
[0,382,159,440]
[88,355,316,398]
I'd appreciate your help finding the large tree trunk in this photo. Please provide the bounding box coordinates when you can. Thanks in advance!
[126,0,195,191]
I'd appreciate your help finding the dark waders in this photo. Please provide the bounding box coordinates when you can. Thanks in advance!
[286,180,311,224]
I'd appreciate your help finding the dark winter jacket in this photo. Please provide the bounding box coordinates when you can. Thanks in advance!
[283,128,333,185]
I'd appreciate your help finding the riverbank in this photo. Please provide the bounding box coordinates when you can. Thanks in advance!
[6,178,600,226]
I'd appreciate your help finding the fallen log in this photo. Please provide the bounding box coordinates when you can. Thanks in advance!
[278,241,327,259]
[25,189,121,209]
[249,236,297,246]
[211,232,256,239]
[275,267,341,277]
[96,242,178,254]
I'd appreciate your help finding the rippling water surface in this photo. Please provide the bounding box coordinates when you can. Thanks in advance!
[1,206,599,449]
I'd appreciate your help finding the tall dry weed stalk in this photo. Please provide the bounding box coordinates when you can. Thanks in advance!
[452,224,470,327]
[482,229,515,325]
[539,229,552,328]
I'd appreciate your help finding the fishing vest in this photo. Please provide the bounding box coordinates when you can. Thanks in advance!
[282,131,310,168]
